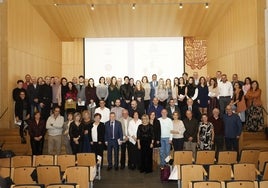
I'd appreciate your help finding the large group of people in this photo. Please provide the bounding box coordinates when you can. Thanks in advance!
[12,71,264,173]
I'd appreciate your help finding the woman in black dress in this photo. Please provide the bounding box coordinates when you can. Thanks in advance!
[69,112,84,154]
[149,111,161,170]
[137,114,154,173]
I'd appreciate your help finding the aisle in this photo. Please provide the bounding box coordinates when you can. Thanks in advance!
[94,167,177,188]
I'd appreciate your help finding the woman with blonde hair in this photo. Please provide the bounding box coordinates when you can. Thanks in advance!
[69,112,84,154]
[137,114,154,173]
[155,78,168,108]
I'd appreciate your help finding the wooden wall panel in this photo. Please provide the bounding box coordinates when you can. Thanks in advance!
[207,0,266,105]
[62,38,84,80]
[5,0,62,127]
[0,0,9,128]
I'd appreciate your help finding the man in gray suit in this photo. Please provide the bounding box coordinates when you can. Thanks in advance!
[76,75,86,112]
[119,109,132,169]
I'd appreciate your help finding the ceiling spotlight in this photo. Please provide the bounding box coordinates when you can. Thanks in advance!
[179,3,183,9]
[205,2,209,9]
[91,4,95,10]
[54,3,58,6]
[132,3,136,10]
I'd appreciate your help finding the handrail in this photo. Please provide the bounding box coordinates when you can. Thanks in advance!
[0,107,8,120]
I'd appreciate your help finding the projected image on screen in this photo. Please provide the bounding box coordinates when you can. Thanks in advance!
[84,37,184,82]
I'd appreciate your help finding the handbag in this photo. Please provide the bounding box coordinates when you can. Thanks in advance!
[65,99,76,110]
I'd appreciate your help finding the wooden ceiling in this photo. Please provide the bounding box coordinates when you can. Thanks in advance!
[29,0,234,41]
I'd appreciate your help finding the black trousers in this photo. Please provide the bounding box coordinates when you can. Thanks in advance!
[91,142,104,167]
[140,139,153,173]
[172,138,184,151]
[70,141,83,155]
[120,141,130,167]
[30,138,44,155]
[128,142,140,169]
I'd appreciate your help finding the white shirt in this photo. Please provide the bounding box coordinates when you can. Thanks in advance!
[95,107,110,123]
[158,117,173,140]
[91,123,98,142]
[128,119,142,144]
[172,120,186,139]
[218,81,233,98]
[46,115,64,136]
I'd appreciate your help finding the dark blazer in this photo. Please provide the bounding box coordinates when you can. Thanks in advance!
[147,104,163,119]
[15,99,30,120]
[181,104,201,121]
[27,84,40,104]
[167,105,180,119]
[88,122,105,143]
[104,120,123,142]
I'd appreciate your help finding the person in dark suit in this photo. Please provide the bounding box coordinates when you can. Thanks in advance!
[89,113,105,168]
[15,91,30,144]
[27,76,40,118]
[181,98,201,121]
[38,76,52,121]
[167,99,180,119]
[149,74,158,100]
[105,112,123,171]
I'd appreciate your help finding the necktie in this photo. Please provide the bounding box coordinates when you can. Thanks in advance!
[111,121,114,139]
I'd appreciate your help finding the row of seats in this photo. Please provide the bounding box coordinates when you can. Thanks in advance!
[176,164,268,188]
[0,153,101,188]
[173,150,268,171]
[11,184,78,188]
[189,180,268,188]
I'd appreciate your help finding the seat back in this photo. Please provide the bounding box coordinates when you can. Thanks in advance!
[174,151,193,165]
[233,163,257,181]
[47,184,78,188]
[0,167,11,178]
[195,150,215,165]
[209,164,233,181]
[12,167,36,184]
[258,151,268,172]
[191,181,221,188]
[225,181,256,188]
[12,185,44,188]
[262,162,268,180]
[55,155,76,172]
[76,153,96,166]
[0,157,11,167]
[181,165,206,188]
[36,165,61,187]
[11,156,32,168]
[33,155,54,166]
[64,166,89,188]
[239,149,260,167]
[218,151,237,164]
[259,181,268,188]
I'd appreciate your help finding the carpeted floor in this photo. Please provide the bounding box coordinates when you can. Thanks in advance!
[93,166,177,188]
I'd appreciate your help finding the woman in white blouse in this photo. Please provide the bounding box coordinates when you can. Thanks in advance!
[170,111,185,151]
[128,111,142,170]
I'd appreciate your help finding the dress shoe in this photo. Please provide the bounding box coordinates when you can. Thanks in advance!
[107,167,112,171]
[120,166,125,169]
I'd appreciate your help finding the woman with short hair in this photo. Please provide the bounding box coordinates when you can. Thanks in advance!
[137,114,154,173]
